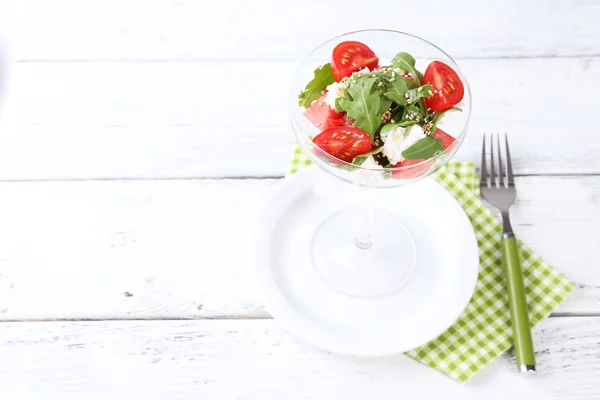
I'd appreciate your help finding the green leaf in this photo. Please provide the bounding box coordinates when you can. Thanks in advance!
[401,104,424,124]
[392,52,416,72]
[389,104,403,122]
[430,107,462,135]
[297,63,335,108]
[334,96,344,112]
[401,137,444,160]
[351,146,383,165]
[391,52,421,85]
[383,78,412,105]
[337,76,391,139]
[387,105,416,128]
[398,120,418,127]
[386,82,433,107]
[406,84,434,103]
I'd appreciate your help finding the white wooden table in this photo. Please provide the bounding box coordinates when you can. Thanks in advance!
[1,1,599,398]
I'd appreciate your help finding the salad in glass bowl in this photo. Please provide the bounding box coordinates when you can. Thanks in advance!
[292,31,470,188]
[288,30,471,298]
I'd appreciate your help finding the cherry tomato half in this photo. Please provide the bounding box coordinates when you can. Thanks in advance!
[422,61,464,111]
[331,41,379,82]
[313,127,371,163]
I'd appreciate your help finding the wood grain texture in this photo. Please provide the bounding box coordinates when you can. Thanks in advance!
[1,57,599,180]
[0,1,597,396]
[0,318,599,399]
[15,0,600,61]
[0,175,598,321]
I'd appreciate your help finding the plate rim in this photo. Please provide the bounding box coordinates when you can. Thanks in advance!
[253,165,480,357]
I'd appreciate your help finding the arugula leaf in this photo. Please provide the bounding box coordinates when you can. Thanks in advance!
[383,78,412,105]
[337,76,391,139]
[351,146,383,165]
[390,53,431,120]
[405,84,433,104]
[385,82,433,107]
[297,63,335,108]
[389,104,403,120]
[401,137,444,160]
[430,107,462,135]
[392,53,422,85]
[392,52,415,72]
[401,104,424,124]
[334,96,344,112]
[387,105,416,128]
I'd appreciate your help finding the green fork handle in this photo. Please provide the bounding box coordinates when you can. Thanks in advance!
[501,235,536,372]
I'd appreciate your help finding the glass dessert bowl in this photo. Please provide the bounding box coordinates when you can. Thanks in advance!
[290,29,472,298]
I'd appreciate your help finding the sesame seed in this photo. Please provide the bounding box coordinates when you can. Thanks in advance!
[391,119,395,123]
[316,122,321,126]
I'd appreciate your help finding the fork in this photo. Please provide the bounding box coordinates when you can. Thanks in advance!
[481,134,535,374]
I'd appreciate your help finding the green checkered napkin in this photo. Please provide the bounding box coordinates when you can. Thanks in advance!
[287,146,574,382]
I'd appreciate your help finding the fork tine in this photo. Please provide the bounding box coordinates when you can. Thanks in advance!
[497,134,505,188]
[505,134,515,186]
[481,134,488,187]
[490,134,496,187]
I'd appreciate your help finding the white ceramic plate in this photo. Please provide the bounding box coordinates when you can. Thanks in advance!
[253,166,479,357]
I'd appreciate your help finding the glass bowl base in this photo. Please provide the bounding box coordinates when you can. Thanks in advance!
[311,208,416,298]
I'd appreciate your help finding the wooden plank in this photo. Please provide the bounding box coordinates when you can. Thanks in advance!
[0,58,599,180]
[14,0,600,61]
[0,318,599,398]
[0,175,598,321]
